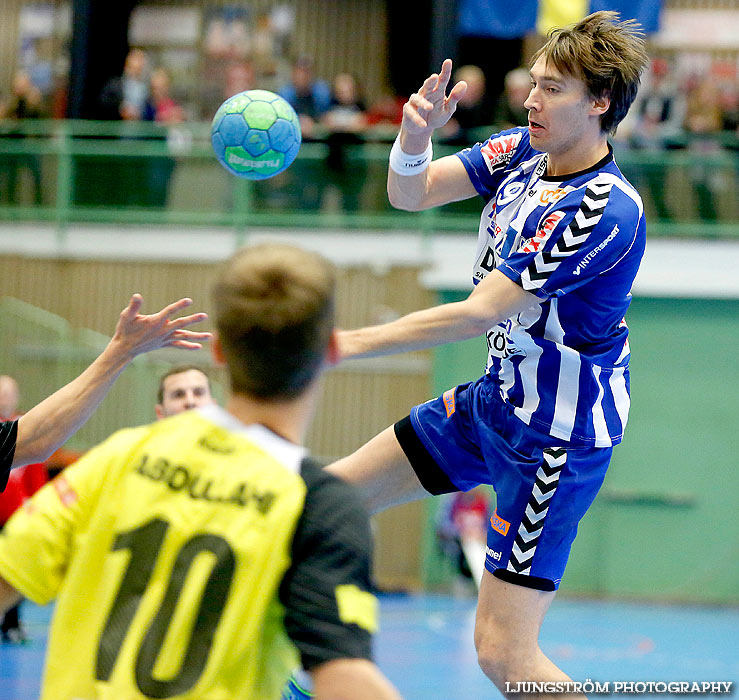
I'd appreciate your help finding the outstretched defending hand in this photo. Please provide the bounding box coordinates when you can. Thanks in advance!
[111,294,212,360]
[403,59,468,136]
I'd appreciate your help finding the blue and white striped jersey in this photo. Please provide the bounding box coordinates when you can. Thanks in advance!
[456,127,645,447]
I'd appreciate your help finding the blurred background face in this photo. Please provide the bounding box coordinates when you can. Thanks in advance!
[0,376,20,418]
[11,72,32,97]
[505,68,532,109]
[334,73,358,104]
[292,63,313,91]
[155,369,214,419]
[124,49,148,79]
[454,65,486,106]
[224,61,255,97]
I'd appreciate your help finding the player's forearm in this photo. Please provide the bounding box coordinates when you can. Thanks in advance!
[339,300,491,361]
[13,338,132,467]
[312,659,403,700]
[338,272,536,362]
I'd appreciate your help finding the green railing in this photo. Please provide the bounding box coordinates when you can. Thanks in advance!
[0,120,737,238]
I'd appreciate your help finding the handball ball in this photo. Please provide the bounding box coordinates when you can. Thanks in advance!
[211,89,302,180]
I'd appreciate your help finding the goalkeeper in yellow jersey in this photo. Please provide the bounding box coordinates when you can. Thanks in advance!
[0,243,402,700]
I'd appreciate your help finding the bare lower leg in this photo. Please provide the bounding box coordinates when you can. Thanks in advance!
[325,426,428,513]
[475,573,586,700]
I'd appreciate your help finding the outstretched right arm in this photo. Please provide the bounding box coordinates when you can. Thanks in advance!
[387,58,478,211]
[11,295,210,470]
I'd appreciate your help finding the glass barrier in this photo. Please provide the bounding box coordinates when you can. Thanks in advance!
[0,120,737,238]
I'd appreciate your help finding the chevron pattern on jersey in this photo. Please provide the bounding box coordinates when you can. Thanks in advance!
[521,182,613,291]
[506,448,567,575]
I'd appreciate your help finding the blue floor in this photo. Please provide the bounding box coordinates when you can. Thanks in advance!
[1,594,737,699]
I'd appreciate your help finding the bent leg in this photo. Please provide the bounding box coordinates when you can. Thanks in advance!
[474,571,585,700]
[325,426,428,514]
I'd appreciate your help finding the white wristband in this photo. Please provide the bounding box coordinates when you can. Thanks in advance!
[389,135,433,175]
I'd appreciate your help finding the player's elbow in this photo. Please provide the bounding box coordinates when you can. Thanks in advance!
[14,419,54,468]
[387,186,423,212]
[456,298,502,339]
[11,443,49,470]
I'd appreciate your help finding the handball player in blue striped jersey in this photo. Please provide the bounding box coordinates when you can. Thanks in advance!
[328,11,649,698]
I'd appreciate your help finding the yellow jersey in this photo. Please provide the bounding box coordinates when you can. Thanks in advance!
[0,405,378,699]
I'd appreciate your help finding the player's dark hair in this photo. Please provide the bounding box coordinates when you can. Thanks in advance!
[531,10,649,135]
[156,365,211,404]
[213,243,335,400]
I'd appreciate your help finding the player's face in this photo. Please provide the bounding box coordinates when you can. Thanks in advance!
[156,370,214,419]
[524,56,597,158]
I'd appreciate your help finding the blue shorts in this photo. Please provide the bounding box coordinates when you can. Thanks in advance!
[394,376,612,591]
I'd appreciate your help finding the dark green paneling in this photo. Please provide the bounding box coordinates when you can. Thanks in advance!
[425,293,739,603]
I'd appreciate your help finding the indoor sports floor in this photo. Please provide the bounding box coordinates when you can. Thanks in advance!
[2,593,737,699]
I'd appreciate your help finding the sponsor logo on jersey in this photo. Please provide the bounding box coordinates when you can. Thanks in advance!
[474,244,498,281]
[486,321,524,360]
[497,181,526,206]
[490,510,510,536]
[481,132,522,174]
[534,156,548,178]
[539,187,567,205]
[443,388,456,417]
[572,224,620,276]
[486,546,502,561]
[520,210,565,254]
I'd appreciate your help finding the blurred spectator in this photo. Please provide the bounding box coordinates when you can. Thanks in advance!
[440,64,491,144]
[86,49,167,209]
[143,68,183,208]
[628,58,686,221]
[201,59,256,120]
[436,488,491,593]
[276,56,331,210]
[0,71,45,205]
[252,12,279,80]
[0,71,45,120]
[98,48,150,121]
[684,76,724,221]
[709,61,739,133]
[322,73,368,212]
[494,67,530,129]
[0,375,48,643]
[225,60,256,98]
[145,68,184,124]
[278,55,331,139]
[323,73,368,135]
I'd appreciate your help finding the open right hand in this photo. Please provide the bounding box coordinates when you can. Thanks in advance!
[402,59,468,138]
[111,294,212,361]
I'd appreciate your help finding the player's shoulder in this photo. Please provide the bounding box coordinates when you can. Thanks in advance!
[300,457,360,502]
[561,162,644,224]
[95,423,152,452]
[298,457,370,525]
